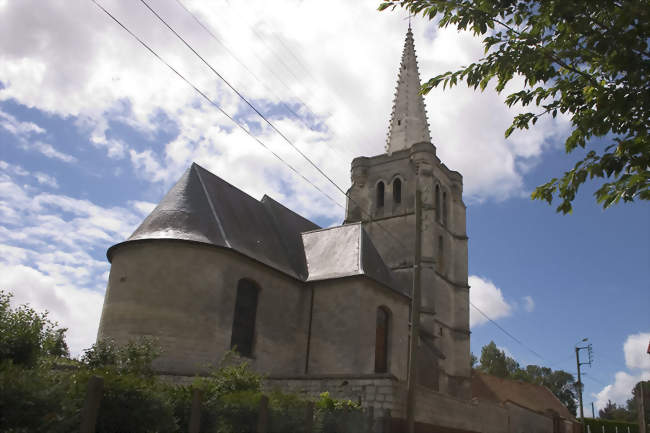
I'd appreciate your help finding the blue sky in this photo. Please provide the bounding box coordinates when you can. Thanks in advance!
[0,0,648,411]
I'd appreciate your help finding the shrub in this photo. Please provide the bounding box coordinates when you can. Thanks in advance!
[0,361,78,433]
[584,417,639,433]
[0,290,69,367]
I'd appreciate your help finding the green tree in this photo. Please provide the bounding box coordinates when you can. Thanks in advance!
[477,341,520,378]
[0,290,69,366]
[379,0,650,213]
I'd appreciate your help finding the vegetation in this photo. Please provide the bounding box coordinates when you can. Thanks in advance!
[584,417,639,433]
[379,0,650,213]
[0,290,363,432]
[598,384,644,423]
[475,341,578,415]
[0,290,68,366]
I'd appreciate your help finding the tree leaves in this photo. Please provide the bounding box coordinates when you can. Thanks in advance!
[379,0,650,213]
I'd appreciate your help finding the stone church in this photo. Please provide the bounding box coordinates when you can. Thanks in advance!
[98,28,577,432]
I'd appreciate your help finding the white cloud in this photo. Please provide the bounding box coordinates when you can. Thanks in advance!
[0,0,571,213]
[131,200,157,217]
[468,275,513,327]
[0,108,77,163]
[593,332,650,410]
[522,295,535,313]
[34,172,59,188]
[0,173,144,356]
[1,264,105,357]
[594,370,650,411]
[624,332,650,370]
[29,141,77,163]
[0,108,44,136]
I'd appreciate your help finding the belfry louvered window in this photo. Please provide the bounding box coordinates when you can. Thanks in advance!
[230,279,259,357]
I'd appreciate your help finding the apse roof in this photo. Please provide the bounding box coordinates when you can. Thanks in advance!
[108,163,405,295]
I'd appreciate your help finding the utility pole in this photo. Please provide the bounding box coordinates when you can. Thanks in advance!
[406,189,422,433]
[575,338,593,431]
[591,402,595,418]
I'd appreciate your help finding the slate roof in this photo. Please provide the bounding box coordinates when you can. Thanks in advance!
[302,223,405,295]
[108,163,405,295]
[472,372,577,421]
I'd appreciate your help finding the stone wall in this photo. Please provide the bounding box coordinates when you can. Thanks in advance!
[99,240,310,376]
[264,374,406,419]
[345,143,471,398]
[307,278,409,380]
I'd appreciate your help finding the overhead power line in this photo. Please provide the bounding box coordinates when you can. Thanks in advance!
[93,1,594,381]
[139,0,348,202]
[470,301,548,363]
[89,0,344,211]
[172,0,315,132]
[135,0,411,251]
[172,0,351,167]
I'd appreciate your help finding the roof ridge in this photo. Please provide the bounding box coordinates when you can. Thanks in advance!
[192,163,231,248]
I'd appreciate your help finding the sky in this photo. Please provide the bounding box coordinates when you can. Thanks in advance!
[0,0,648,412]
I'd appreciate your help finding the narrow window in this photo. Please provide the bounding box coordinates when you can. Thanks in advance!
[393,178,402,204]
[435,184,441,222]
[377,181,385,208]
[230,279,260,357]
[375,307,390,373]
[438,235,444,271]
[442,191,448,226]
[397,119,401,126]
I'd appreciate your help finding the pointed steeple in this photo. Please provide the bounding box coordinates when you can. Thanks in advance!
[386,27,431,153]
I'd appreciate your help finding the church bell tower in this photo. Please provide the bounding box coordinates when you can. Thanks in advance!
[345,27,471,399]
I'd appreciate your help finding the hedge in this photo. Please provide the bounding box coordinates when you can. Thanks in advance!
[584,417,639,433]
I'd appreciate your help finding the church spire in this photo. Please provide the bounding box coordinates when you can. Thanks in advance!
[386,27,431,153]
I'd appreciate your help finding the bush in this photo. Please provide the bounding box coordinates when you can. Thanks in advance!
[315,391,364,433]
[0,361,78,433]
[0,290,69,367]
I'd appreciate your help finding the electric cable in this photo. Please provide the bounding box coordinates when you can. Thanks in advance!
[90,0,344,211]
[92,2,585,376]
[137,0,412,251]
[470,300,548,363]
[172,0,351,166]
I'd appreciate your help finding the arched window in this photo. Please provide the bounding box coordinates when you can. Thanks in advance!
[393,178,402,204]
[375,306,390,373]
[376,181,385,208]
[230,279,260,357]
[442,191,448,226]
[435,184,441,222]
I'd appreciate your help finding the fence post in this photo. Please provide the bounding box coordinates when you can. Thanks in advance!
[80,375,104,433]
[304,401,314,433]
[257,394,269,433]
[188,389,202,433]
